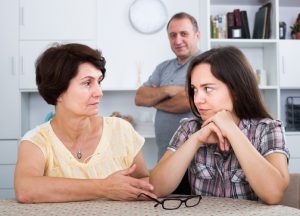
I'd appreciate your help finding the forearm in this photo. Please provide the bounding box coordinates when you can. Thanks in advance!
[227,127,289,204]
[150,136,200,197]
[155,93,190,113]
[135,87,170,107]
[15,175,106,203]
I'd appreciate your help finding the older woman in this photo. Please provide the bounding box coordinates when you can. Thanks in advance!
[150,46,290,204]
[14,43,155,203]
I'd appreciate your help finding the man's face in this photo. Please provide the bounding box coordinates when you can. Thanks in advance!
[167,18,200,63]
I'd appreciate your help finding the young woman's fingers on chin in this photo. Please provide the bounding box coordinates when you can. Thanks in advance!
[207,123,225,148]
[202,117,213,128]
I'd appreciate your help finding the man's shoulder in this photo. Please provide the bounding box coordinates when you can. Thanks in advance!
[157,57,177,68]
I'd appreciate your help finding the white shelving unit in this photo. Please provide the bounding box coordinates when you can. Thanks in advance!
[206,0,300,172]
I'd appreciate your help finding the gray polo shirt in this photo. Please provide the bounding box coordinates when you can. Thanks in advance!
[143,57,194,160]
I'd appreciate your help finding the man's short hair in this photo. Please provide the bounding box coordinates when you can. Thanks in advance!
[167,12,199,32]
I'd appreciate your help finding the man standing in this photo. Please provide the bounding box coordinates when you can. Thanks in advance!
[135,12,200,160]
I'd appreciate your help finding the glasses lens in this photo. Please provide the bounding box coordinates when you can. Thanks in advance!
[163,199,182,210]
[186,196,201,207]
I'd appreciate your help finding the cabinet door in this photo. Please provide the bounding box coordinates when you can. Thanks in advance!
[20,0,97,40]
[279,41,300,87]
[0,140,18,164]
[0,0,20,138]
[20,41,97,90]
[285,134,300,172]
[0,165,15,189]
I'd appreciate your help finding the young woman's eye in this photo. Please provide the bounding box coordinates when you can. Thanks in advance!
[98,80,102,86]
[205,87,213,93]
[191,86,197,94]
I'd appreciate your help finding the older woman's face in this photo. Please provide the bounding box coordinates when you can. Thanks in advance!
[191,63,234,121]
[57,62,103,116]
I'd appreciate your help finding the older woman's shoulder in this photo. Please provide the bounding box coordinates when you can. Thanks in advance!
[103,116,133,128]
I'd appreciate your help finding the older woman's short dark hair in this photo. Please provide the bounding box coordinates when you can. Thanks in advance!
[36,43,106,105]
[186,46,272,120]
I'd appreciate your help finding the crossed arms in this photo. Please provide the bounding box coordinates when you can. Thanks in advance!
[135,85,190,113]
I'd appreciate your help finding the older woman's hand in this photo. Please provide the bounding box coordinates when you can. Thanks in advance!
[102,164,157,201]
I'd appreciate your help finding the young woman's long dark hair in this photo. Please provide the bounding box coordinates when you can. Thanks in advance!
[186,46,272,120]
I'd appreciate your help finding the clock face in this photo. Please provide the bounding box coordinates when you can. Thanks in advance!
[129,0,168,34]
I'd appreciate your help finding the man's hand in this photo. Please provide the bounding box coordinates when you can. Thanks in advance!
[163,86,185,97]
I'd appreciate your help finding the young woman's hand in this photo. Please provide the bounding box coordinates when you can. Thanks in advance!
[102,164,157,201]
[202,110,237,137]
[192,121,229,151]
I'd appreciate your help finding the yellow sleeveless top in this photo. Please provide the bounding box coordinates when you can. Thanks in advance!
[21,117,144,179]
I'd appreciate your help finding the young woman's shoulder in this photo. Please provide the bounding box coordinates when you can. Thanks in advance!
[241,118,283,133]
[179,117,202,132]
[251,118,282,128]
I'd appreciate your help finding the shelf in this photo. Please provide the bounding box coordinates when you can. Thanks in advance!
[259,85,278,90]
[211,39,277,48]
[280,87,300,90]
[279,0,300,7]
[285,131,300,136]
[211,0,269,6]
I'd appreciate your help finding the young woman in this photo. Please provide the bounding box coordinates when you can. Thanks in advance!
[14,43,155,203]
[150,46,290,204]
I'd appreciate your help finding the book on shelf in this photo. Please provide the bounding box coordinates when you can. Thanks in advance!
[227,12,234,38]
[211,15,227,39]
[260,2,272,39]
[253,6,268,39]
[233,9,242,28]
[240,10,250,38]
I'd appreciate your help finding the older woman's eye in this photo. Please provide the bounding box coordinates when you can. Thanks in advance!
[83,81,91,86]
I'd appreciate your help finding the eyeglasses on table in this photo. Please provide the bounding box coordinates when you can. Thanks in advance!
[138,193,202,210]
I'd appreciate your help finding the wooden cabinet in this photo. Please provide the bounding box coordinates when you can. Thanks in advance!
[19,0,97,40]
[19,0,98,91]
[279,40,300,88]
[0,0,20,138]
[0,139,18,198]
[285,134,300,172]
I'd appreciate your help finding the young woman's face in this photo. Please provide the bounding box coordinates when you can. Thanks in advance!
[58,62,103,116]
[191,63,234,121]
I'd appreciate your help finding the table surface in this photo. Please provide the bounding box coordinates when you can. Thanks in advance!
[0,196,300,216]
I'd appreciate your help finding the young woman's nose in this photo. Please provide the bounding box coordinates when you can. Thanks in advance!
[194,90,206,104]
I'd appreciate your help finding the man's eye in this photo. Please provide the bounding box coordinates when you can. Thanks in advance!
[169,33,176,39]
[181,32,188,37]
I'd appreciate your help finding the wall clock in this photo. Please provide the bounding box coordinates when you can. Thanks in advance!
[129,0,168,34]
